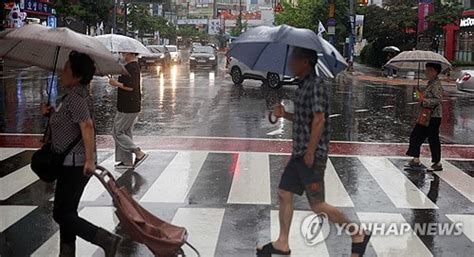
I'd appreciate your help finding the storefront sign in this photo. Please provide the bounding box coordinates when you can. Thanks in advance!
[177,19,208,25]
[22,0,55,15]
[460,17,474,28]
[208,19,220,35]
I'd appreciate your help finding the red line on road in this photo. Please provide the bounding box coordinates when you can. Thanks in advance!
[1,134,473,159]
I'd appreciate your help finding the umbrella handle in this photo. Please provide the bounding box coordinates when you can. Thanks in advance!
[268,112,278,124]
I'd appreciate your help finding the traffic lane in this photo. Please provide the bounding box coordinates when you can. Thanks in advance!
[1,61,474,144]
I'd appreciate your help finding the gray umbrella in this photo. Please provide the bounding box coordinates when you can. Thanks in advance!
[0,24,124,75]
[0,24,125,103]
[227,25,347,77]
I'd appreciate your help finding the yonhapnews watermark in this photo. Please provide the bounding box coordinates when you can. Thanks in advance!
[301,213,464,246]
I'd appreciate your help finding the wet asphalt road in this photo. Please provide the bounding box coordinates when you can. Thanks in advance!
[1,52,474,144]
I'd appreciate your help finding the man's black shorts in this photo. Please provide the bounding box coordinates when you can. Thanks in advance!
[278,156,327,203]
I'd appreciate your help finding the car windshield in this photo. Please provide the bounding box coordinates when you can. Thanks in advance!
[147,46,163,54]
[167,46,177,52]
[194,47,214,54]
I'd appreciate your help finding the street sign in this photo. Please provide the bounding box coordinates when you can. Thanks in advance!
[47,15,56,28]
[327,17,336,26]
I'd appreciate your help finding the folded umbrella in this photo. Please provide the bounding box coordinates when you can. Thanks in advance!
[95,34,151,55]
[0,24,124,76]
[227,25,347,77]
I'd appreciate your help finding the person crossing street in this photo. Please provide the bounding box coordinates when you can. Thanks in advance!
[257,47,371,257]
[108,52,148,169]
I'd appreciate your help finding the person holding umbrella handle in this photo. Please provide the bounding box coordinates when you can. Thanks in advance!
[257,47,371,257]
[41,51,121,257]
[405,62,444,172]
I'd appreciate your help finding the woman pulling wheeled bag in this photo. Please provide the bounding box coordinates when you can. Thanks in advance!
[31,51,121,257]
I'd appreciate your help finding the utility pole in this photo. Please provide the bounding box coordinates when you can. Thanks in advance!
[112,0,117,34]
[124,0,128,36]
[238,0,242,33]
[348,0,355,64]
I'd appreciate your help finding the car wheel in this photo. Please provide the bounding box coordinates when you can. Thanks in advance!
[267,72,282,89]
[231,66,244,84]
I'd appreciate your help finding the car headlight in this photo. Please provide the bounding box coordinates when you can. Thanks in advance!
[209,56,215,60]
[190,56,196,60]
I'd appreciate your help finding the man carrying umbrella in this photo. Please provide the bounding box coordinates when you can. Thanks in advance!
[108,52,148,169]
[257,47,371,256]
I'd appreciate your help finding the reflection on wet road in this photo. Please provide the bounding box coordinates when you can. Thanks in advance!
[1,55,474,145]
[1,55,474,257]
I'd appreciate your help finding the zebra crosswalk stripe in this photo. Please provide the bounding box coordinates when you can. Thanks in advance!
[32,206,118,257]
[172,207,225,257]
[325,159,354,207]
[0,205,36,233]
[422,158,474,202]
[357,212,433,257]
[446,214,474,242]
[271,210,330,256]
[359,156,438,209]
[140,151,208,203]
[0,165,38,200]
[0,148,23,161]
[227,152,271,205]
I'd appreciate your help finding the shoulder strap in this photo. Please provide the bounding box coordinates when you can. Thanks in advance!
[63,134,82,156]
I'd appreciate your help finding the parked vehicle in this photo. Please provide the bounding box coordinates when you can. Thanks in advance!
[139,45,171,68]
[189,46,217,68]
[166,45,181,64]
[456,70,474,93]
[227,57,297,89]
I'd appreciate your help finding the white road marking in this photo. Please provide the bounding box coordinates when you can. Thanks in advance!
[357,212,433,257]
[172,208,225,257]
[140,151,208,203]
[359,157,438,209]
[0,205,36,233]
[227,152,271,204]
[270,210,330,256]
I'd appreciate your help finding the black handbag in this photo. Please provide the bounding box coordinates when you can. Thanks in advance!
[31,134,82,183]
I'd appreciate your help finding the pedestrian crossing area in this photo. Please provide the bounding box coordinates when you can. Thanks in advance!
[0,148,473,256]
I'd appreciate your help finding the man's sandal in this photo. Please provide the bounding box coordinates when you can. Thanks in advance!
[256,242,291,256]
[351,231,372,257]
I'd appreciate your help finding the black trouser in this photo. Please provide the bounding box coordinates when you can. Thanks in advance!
[53,166,98,244]
[406,117,442,163]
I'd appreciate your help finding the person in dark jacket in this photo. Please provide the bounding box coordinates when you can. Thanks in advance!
[42,51,120,257]
[406,62,444,171]
[108,52,148,169]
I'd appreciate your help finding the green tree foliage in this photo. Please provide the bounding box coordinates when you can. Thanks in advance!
[426,0,464,35]
[274,0,349,44]
[53,0,114,33]
[126,4,176,41]
[177,25,206,39]
[359,0,417,67]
